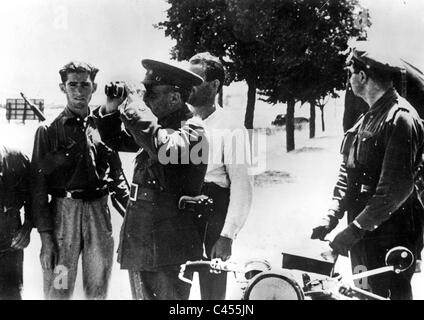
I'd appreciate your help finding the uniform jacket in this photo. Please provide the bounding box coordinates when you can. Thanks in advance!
[93,102,208,271]
[0,145,32,252]
[330,88,424,244]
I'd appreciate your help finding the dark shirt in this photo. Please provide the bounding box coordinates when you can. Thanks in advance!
[330,88,424,231]
[31,107,129,232]
[0,145,31,251]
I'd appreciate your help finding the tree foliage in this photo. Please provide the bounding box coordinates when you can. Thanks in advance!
[256,0,364,105]
[157,0,367,148]
[157,0,273,129]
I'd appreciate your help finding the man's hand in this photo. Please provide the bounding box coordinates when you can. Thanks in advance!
[104,81,128,114]
[311,213,339,241]
[10,221,32,250]
[39,232,58,270]
[330,223,365,257]
[210,236,233,261]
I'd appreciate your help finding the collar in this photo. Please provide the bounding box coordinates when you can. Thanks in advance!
[158,104,192,128]
[368,88,398,115]
[59,106,92,125]
[203,104,221,124]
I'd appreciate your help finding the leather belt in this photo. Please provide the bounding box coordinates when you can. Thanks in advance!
[360,184,373,194]
[50,187,108,201]
[129,183,178,204]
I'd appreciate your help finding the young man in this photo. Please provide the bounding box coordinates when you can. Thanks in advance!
[93,59,208,300]
[31,61,129,299]
[311,48,424,299]
[0,145,32,300]
[188,52,253,300]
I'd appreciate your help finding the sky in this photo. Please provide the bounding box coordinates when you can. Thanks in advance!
[1,0,424,105]
[0,0,174,105]
[360,0,424,65]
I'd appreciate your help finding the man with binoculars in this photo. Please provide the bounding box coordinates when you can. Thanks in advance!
[93,59,209,300]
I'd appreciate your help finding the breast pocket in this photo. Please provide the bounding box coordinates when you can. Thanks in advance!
[356,131,379,166]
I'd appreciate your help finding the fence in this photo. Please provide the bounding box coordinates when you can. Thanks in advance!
[6,98,44,123]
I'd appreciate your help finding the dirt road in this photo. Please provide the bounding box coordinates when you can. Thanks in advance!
[2,105,423,300]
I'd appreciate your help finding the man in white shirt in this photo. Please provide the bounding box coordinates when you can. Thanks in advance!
[188,52,253,300]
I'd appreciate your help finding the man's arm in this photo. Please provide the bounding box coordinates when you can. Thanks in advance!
[31,125,54,233]
[121,101,208,163]
[355,110,422,231]
[92,106,140,152]
[10,152,32,250]
[107,150,130,217]
[208,128,252,261]
[327,161,348,221]
[31,127,58,269]
[219,128,253,240]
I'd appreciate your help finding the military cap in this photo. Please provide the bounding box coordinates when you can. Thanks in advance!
[347,44,424,116]
[59,61,99,82]
[141,59,203,89]
[347,47,402,74]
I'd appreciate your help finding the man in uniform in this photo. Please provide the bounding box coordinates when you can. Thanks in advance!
[31,61,129,299]
[0,145,32,300]
[93,59,208,300]
[188,52,253,300]
[311,48,424,299]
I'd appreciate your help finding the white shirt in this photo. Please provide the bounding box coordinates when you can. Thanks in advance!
[203,105,253,240]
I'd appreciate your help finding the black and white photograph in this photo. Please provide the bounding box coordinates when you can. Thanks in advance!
[1,0,424,303]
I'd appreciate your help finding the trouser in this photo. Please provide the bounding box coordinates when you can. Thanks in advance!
[0,210,23,300]
[43,195,114,300]
[0,250,23,300]
[350,236,419,300]
[198,182,230,300]
[128,268,193,300]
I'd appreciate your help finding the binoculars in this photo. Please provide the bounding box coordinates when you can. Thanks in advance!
[104,82,128,99]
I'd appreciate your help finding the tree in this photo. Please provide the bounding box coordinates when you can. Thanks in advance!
[157,0,366,151]
[256,0,366,151]
[309,101,316,138]
[317,96,329,132]
[157,0,274,129]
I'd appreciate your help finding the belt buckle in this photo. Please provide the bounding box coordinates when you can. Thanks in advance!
[130,183,139,202]
[360,184,372,194]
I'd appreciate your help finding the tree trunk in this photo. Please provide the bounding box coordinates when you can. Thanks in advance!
[244,80,256,130]
[320,106,325,132]
[286,99,295,152]
[309,101,316,139]
[218,87,223,107]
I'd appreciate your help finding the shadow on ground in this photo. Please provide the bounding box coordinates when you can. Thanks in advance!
[254,170,293,186]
